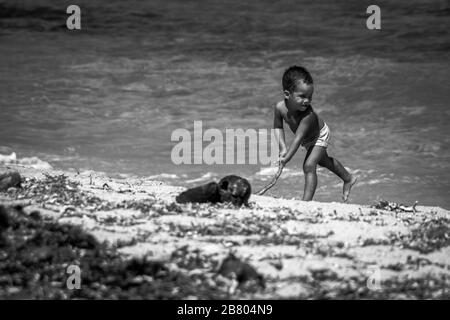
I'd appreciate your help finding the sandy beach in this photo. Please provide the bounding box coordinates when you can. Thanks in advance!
[0,0,448,302]
[0,163,449,299]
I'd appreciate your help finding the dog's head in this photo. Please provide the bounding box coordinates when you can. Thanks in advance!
[218,175,251,206]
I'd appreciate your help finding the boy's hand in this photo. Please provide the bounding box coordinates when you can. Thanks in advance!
[279,149,288,167]
[279,155,288,167]
[278,149,287,167]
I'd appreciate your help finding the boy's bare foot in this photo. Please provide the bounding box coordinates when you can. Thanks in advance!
[342,176,357,203]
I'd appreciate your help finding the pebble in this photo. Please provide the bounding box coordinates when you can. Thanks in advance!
[0,170,21,191]
[0,205,11,230]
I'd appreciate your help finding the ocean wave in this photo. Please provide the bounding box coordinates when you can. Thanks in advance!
[255,166,304,182]
[147,173,179,180]
[184,172,217,184]
[255,166,279,176]
[0,152,53,170]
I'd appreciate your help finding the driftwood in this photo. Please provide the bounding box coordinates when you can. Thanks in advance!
[256,164,284,195]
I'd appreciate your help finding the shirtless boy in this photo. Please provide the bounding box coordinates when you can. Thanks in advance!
[274,65,357,202]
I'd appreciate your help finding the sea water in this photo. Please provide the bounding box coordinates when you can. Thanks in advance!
[0,0,449,208]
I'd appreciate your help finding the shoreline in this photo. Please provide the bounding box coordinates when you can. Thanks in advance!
[1,164,449,299]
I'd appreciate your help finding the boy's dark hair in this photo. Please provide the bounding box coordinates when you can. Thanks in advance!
[282,65,313,92]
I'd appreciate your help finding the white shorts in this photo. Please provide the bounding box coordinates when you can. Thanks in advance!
[302,122,331,150]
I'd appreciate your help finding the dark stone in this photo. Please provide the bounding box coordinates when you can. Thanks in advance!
[29,211,42,220]
[0,170,21,191]
[126,258,167,277]
[13,204,24,212]
[0,205,10,230]
[65,226,99,249]
[175,182,221,204]
[218,253,265,288]
[218,175,251,207]
[0,233,7,248]
[0,204,228,299]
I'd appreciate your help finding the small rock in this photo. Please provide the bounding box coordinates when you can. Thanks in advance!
[269,260,283,271]
[0,152,16,163]
[0,170,21,191]
[29,211,42,220]
[0,205,10,230]
[217,253,265,288]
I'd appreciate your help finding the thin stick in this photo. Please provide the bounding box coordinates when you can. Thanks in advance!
[256,164,284,195]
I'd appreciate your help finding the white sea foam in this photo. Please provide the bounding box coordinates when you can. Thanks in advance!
[281,170,303,178]
[256,166,303,179]
[147,173,179,179]
[256,166,279,176]
[184,172,216,184]
[0,152,17,164]
[18,157,53,170]
[0,152,53,170]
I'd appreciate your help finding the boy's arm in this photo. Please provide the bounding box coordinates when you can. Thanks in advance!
[281,113,314,165]
[273,104,287,155]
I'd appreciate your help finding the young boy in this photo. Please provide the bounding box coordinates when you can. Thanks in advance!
[274,65,357,202]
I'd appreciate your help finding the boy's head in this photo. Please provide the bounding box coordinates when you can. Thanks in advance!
[282,65,314,111]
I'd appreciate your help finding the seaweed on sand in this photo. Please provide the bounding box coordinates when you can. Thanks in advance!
[6,174,183,217]
[7,174,108,209]
[0,205,227,299]
[299,270,449,299]
[398,218,450,254]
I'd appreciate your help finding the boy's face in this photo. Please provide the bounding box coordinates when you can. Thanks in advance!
[284,80,314,112]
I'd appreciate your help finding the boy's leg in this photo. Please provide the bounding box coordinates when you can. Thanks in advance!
[317,150,357,202]
[302,145,327,201]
